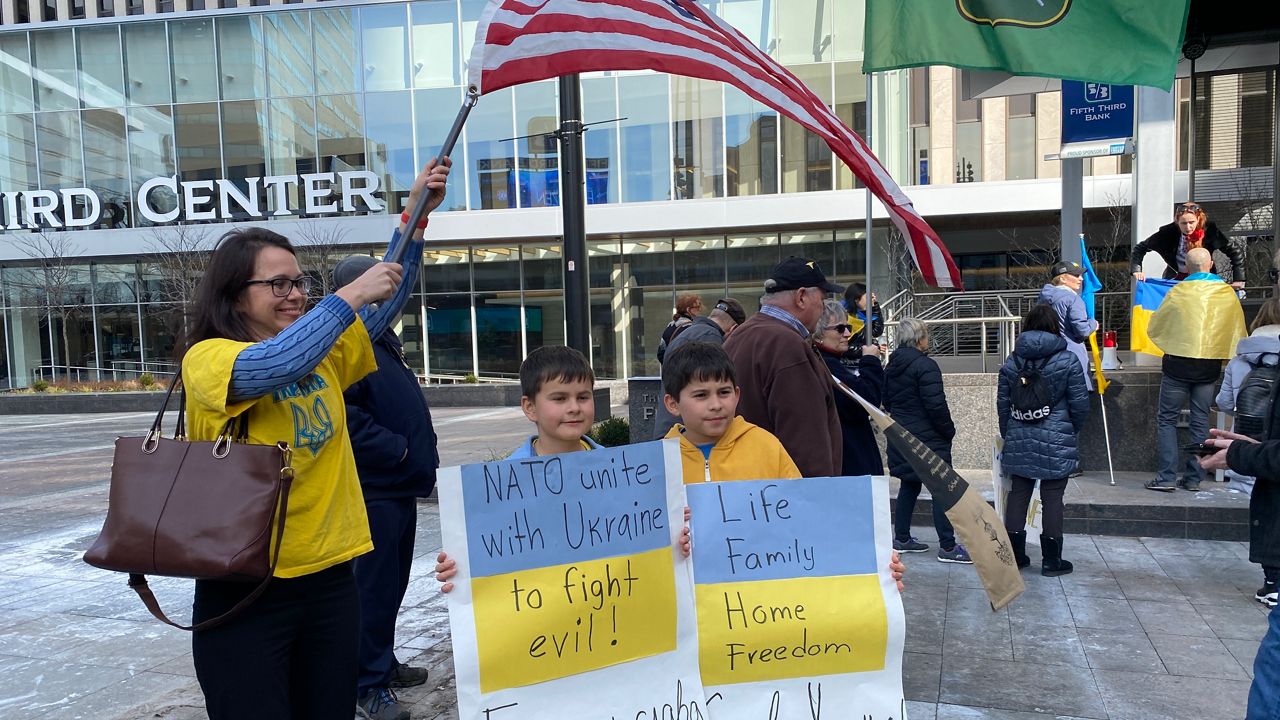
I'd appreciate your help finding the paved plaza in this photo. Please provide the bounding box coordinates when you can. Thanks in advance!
[0,409,1270,719]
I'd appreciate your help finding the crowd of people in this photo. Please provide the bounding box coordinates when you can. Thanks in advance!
[164,180,1280,720]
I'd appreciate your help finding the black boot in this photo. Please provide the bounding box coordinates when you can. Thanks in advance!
[1041,536,1074,577]
[1008,530,1031,569]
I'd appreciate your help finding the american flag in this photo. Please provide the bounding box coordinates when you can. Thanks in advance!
[467,0,964,290]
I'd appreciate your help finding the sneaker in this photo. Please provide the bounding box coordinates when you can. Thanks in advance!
[1145,479,1177,493]
[1180,480,1202,492]
[937,544,973,564]
[893,537,930,553]
[1257,582,1278,608]
[389,661,429,688]
[357,688,409,720]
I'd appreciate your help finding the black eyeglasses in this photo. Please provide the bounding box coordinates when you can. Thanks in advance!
[1176,203,1201,214]
[827,323,853,334]
[245,276,312,297]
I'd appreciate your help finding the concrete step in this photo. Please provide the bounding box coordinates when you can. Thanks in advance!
[894,470,1251,542]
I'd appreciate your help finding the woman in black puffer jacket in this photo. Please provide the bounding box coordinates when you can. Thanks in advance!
[883,318,969,564]
[997,304,1091,577]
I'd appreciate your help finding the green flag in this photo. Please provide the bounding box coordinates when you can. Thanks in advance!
[864,0,1190,90]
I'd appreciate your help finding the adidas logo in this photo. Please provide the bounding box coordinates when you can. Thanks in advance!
[1011,405,1052,422]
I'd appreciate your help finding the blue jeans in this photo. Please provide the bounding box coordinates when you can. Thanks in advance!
[1156,375,1214,485]
[1248,603,1280,719]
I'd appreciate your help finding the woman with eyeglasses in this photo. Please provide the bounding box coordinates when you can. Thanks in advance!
[178,160,449,719]
[1132,201,1246,289]
[813,298,885,476]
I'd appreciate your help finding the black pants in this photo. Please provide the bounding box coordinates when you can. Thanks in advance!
[1266,566,1279,584]
[355,498,418,696]
[1004,475,1069,538]
[894,478,957,550]
[192,561,359,720]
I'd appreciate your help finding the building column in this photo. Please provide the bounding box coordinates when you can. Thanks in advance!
[1132,85,1177,365]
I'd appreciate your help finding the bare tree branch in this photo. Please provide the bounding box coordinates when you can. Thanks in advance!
[142,224,215,343]
[292,220,356,298]
[8,232,88,379]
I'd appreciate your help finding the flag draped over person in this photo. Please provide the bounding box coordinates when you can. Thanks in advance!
[1147,278,1248,360]
[864,0,1191,90]
[466,0,964,289]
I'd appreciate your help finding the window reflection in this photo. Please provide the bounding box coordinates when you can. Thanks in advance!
[782,63,832,193]
[314,8,360,95]
[725,86,777,197]
[267,96,318,212]
[411,1,459,89]
[361,4,410,92]
[123,23,171,106]
[425,292,473,377]
[175,102,221,185]
[672,76,724,200]
[619,74,670,202]
[581,76,618,205]
[467,86,515,210]
[171,19,218,103]
[316,93,366,175]
[35,111,84,207]
[516,82,559,208]
[77,26,125,109]
[222,100,268,218]
[83,108,131,229]
[365,91,414,212]
[126,104,176,226]
[776,0,831,64]
[834,61,865,190]
[31,29,77,112]
[218,16,268,102]
[415,85,466,212]
[0,115,38,216]
[0,34,34,115]
[266,11,314,98]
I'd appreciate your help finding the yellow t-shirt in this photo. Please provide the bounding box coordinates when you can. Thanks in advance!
[182,320,378,578]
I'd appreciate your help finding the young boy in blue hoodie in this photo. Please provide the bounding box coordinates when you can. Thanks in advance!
[436,346,601,590]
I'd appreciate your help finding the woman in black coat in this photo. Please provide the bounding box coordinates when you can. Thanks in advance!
[997,304,1091,577]
[1132,201,1245,286]
[814,299,884,476]
[882,318,969,564]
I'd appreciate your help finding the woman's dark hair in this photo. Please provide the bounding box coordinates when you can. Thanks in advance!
[844,282,867,307]
[1022,304,1061,335]
[182,227,296,355]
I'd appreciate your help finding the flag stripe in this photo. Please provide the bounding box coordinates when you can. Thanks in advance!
[468,0,963,289]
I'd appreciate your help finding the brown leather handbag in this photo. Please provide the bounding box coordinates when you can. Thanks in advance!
[84,369,295,631]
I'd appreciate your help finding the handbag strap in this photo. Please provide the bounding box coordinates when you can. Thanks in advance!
[126,443,295,632]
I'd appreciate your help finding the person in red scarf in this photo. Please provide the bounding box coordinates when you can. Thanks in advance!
[1132,201,1245,289]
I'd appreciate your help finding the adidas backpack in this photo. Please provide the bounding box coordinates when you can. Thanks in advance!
[1234,353,1280,441]
[1009,357,1053,423]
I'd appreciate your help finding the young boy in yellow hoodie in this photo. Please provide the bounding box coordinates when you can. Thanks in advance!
[662,341,905,584]
[661,341,801,483]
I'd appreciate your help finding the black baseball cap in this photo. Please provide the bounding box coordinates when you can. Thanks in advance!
[765,256,844,294]
[1051,260,1085,278]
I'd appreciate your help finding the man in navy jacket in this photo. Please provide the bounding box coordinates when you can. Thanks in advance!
[336,255,440,720]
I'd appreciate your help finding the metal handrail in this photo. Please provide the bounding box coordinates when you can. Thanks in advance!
[883,315,1022,372]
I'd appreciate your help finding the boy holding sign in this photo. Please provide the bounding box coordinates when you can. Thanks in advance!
[660,342,801,484]
[435,346,603,590]
[661,342,904,585]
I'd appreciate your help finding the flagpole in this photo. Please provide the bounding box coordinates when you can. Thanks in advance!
[386,88,480,265]
[864,71,874,347]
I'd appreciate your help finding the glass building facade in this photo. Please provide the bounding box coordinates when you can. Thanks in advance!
[1,0,1256,388]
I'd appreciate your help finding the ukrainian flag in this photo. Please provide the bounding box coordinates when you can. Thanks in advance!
[1131,278,1177,356]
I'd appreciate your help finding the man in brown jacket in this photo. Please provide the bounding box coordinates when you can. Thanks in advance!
[724,256,844,477]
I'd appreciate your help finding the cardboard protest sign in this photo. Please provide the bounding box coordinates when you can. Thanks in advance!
[686,475,906,718]
[438,440,708,719]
